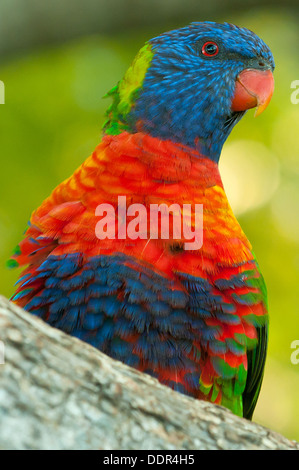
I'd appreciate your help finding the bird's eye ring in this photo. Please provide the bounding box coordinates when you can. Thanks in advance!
[202,41,219,57]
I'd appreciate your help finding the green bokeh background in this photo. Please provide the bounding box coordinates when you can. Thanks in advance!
[1,6,299,441]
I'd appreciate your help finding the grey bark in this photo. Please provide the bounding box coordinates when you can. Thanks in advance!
[0,295,298,450]
[0,0,297,60]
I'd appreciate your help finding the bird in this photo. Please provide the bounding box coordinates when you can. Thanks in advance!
[9,21,274,420]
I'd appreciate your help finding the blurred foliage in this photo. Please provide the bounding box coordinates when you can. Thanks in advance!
[0,7,299,441]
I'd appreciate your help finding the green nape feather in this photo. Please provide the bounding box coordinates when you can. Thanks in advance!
[103,43,154,135]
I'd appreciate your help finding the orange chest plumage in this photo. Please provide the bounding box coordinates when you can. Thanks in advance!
[28,132,253,278]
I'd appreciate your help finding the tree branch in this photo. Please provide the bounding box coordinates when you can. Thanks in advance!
[0,295,297,450]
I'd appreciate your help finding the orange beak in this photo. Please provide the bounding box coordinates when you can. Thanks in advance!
[231,68,274,117]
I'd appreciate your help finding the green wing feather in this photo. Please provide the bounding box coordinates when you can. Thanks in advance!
[243,323,268,420]
[242,265,268,420]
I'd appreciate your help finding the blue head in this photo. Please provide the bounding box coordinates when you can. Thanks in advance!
[104,22,275,162]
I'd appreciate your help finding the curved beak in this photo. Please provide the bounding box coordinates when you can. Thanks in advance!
[231,68,274,117]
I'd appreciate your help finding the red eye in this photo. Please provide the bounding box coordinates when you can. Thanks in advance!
[202,41,219,57]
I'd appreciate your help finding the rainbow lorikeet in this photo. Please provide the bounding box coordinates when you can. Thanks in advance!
[10,22,274,419]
